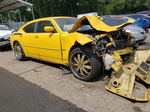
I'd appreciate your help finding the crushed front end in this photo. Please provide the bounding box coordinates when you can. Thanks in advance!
[70,16,138,72]
[92,30,135,72]
[71,16,150,101]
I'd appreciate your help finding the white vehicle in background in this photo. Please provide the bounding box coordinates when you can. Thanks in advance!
[0,24,14,50]
[77,12,98,18]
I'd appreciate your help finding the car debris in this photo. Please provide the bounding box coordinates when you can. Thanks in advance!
[106,48,150,101]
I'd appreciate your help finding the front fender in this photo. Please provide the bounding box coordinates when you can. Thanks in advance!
[74,32,93,45]
[61,32,93,65]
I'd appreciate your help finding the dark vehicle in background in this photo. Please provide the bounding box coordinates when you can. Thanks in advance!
[0,24,13,50]
[128,14,150,21]
[106,14,150,29]
[137,10,150,16]
[127,14,150,31]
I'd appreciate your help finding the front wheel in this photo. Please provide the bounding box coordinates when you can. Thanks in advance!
[69,47,103,81]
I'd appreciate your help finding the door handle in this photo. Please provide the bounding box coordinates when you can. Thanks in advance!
[35,36,39,38]
[49,33,54,38]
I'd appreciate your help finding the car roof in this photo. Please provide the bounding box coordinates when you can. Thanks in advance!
[0,24,9,27]
[20,16,77,30]
[24,16,76,26]
[129,14,148,16]
[30,16,76,22]
[129,14,150,18]
[0,24,9,26]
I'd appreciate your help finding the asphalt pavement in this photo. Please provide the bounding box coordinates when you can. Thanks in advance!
[0,67,86,112]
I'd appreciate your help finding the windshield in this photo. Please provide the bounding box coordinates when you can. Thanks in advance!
[0,25,9,30]
[55,18,77,32]
[55,18,92,32]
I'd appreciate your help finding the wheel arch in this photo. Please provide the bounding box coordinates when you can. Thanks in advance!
[67,41,93,64]
[69,41,93,56]
[12,40,19,49]
[13,41,19,46]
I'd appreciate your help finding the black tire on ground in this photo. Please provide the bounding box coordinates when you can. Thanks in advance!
[69,47,103,81]
[14,42,27,61]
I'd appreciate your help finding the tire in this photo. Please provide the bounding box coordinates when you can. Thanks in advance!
[14,42,27,61]
[69,47,103,81]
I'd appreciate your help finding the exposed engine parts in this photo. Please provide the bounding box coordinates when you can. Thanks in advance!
[93,36,114,54]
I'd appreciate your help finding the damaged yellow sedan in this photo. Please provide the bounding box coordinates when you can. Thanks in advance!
[11,16,150,101]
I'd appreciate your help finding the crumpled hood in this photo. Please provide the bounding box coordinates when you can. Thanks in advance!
[0,30,13,38]
[70,16,135,33]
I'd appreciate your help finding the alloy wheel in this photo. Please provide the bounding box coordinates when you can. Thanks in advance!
[70,52,92,78]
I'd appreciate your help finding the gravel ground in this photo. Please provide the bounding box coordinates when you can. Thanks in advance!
[0,32,149,112]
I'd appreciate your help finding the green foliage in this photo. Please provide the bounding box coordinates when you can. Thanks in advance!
[27,0,149,19]
[1,0,150,22]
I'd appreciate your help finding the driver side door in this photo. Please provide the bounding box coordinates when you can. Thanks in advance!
[35,20,62,64]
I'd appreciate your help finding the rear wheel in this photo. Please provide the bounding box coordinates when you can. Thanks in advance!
[69,47,103,81]
[14,42,27,61]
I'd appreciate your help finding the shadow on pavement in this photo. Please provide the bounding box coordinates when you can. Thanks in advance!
[0,67,87,112]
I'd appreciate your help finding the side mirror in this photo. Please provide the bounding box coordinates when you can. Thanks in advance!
[44,26,54,33]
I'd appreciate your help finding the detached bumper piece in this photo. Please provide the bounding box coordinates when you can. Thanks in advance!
[106,49,150,101]
[136,60,150,84]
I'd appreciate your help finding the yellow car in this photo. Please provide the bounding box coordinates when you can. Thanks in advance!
[11,16,135,81]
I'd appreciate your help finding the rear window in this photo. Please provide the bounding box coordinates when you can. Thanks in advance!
[23,23,35,33]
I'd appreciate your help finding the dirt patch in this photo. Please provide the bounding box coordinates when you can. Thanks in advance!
[133,106,143,112]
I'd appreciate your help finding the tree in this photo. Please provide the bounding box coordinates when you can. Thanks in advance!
[17,0,150,21]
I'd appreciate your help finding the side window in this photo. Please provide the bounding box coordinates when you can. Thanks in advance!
[37,21,55,33]
[23,23,35,33]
